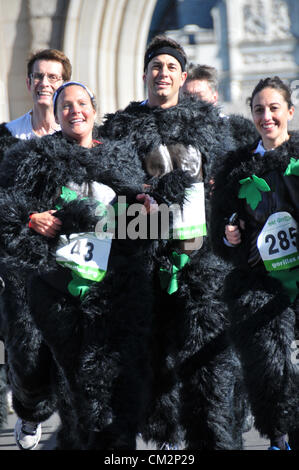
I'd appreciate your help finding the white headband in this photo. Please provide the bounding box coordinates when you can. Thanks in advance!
[53,81,95,113]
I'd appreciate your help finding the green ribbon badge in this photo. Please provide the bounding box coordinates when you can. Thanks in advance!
[67,271,94,299]
[55,186,78,210]
[159,251,190,295]
[284,157,299,177]
[238,175,271,210]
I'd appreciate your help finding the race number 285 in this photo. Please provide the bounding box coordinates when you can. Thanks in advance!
[265,227,296,255]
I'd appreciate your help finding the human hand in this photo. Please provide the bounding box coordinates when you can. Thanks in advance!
[224,219,245,245]
[29,210,62,238]
[136,193,159,214]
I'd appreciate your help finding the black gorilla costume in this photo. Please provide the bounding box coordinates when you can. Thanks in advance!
[210,133,299,448]
[0,123,19,428]
[99,95,258,449]
[0,130,191,449]
[0,123,18,157]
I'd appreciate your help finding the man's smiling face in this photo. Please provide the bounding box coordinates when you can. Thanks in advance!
[143,54,187,108]
[27,59,64,109]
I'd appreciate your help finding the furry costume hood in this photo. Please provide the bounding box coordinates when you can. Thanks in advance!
[0,130,145,195]
[99,95,242,182]
[226,113,258,148]
[210,131,299,265]
[212,131,299,188]
[100,96,258,181]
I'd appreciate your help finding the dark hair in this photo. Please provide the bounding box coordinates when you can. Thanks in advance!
[27,49,72,81]
[185,63,218,92]
[144,35,187,72]
[53,81,97,116]
[247,76,293,110]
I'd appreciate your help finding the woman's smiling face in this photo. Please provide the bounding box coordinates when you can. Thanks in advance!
[56,85,96,147]
[252,87,294,149]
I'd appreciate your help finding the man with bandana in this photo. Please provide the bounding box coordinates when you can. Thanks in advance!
[99,35,257,449]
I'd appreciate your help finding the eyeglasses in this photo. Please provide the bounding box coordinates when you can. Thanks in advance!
[30,72,63,84]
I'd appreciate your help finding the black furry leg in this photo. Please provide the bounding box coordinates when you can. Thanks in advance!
[87,425,136,450]
[142,247,244,450]
[225,268,299,439]
[176,249,244,450]
[28,250,153,450]
[54,367,89,450]
[0,365,7,428]
[180,348,243,450]
[140,285,184,449]
[27,275,87,448]
[81,252,153,450]
[2,272,57,422]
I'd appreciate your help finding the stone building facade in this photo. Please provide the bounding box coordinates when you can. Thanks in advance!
[0,0,298,126]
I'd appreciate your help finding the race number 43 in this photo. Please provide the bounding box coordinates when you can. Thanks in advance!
[56,233,112,281]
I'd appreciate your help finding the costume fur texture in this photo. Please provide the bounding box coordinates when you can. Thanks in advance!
[0,123,18,162]
[210,132,299,442]
[99,95,257,449]
[0,131,189,449]
[0,123,19,428]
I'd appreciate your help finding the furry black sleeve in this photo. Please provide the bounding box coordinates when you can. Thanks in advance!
[54,198,103,235]
[150,168,194,207]
[0,123,19,184]
[0,195,122,273]
[228,115,259,148]
[0,135,53,190]
[0,190,57,273]
[89,138,146,197]
[0,191,157,274]
[209,153,250,266]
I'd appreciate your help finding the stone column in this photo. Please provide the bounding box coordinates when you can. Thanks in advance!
[63,0,157,117]
[28,0,68,51]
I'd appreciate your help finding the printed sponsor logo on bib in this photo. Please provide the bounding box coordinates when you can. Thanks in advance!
[257,211,299,271]
[171,182,206,240]
[56,232,112,281]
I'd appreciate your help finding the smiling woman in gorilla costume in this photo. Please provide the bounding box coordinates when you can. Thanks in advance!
[0,81,189,449]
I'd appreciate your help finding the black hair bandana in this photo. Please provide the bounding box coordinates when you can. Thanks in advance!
[144,46,186,72]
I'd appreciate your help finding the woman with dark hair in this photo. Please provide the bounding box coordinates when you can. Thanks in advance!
[210,76,299,450]
[0,81,186,449]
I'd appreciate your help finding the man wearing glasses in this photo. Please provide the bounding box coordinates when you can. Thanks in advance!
[5,49,72,139]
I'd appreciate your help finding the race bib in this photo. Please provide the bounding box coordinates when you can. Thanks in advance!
[171,182,206,240]
[257,212,299,271]
[56,232,112,281]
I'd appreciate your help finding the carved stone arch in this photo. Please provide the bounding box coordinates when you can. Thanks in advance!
[63,0,157,119]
